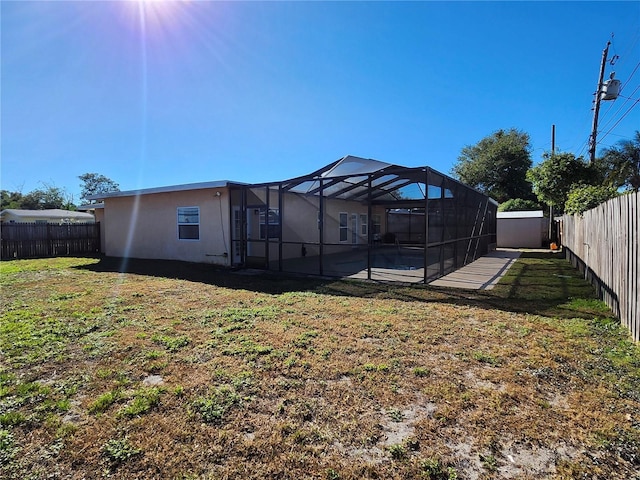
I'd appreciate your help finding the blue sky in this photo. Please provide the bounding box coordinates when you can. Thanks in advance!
[2,1,639,202]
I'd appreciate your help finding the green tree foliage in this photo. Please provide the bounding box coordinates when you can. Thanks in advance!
[600,131,640,192]
[0,190,24,209]
[526,152,597,213]
[452,128,534,203]
[498,198,541,212]
[18,183,75,210]
[564,185,618,216]
[79,173,120,204]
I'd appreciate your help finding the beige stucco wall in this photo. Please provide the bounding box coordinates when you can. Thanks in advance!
[102,187,388,266]
[278,193,386,259]
[103,188,230,266]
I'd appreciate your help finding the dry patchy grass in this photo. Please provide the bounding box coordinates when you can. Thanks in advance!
[0,252,638,479]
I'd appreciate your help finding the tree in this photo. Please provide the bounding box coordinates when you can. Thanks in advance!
[600,131,640,192]
[79,173,120,204]
[498,198,541,212]
[452,128,534,203]
[19,183,75,210]
[526,152,596,214]
[564,185,618,216]
[0,190,25,209]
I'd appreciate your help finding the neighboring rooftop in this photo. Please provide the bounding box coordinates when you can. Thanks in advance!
[0,209,95,222]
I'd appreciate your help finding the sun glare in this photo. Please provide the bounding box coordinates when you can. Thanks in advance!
[122,0,191,37]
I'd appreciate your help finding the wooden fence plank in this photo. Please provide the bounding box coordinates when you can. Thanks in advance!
[1,223,100,259]
[560,192,639,342]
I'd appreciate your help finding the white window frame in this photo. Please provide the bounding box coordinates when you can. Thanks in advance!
[177,206,200,241]
[359,213,368,236]
[339,212,348,242]
[372,214,382,235]
[259,208,280,240]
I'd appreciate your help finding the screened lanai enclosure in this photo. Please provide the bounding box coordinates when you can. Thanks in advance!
[228,156,497,283]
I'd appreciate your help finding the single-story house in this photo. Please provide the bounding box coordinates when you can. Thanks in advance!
[89,155,498,283]
[0,208,95,224]
[497,210,548,248]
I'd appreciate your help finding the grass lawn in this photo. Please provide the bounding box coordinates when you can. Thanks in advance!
[0,252,638,479]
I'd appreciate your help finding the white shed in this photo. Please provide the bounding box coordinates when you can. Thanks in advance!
[497,210,547,248]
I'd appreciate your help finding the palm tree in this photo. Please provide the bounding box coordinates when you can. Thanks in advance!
[601,131,640,192]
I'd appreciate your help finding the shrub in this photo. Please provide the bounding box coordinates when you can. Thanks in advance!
[498,198,540,212]
[564,185,618,215]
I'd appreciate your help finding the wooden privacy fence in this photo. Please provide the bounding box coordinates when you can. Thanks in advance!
[1,223,100,260]
[560,192,639,342]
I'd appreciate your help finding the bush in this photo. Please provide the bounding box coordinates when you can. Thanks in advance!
[498,198,540,212]
[564,185,618,215]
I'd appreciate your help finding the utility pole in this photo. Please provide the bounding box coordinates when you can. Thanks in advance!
[588,41,611,164]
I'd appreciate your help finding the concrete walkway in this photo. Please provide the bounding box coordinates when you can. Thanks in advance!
[429,249,522,290]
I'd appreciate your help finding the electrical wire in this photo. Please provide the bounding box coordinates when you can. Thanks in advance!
[597,61,639,135]
[567,32,640,158]
[598,82,640,133]
[598,97,640,146]
[583,62,640,155]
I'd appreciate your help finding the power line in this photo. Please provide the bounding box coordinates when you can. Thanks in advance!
[574,34,640,159]
[598,97,640,146]
[598,82,640,133]
[598,61,640,131]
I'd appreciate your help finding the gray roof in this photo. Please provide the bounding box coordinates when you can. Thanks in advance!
[86,180,234,201]
[85,155,498,206]
[77,203,105,211]
[1,209,95,220]
[497,210,544,219]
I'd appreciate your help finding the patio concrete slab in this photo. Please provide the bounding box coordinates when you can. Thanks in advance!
[429,249,522,290]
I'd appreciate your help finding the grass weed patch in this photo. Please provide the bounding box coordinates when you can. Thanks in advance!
[88,389,122,414]
[117,387,161,418]
[151,334,190,352]
[192,386,241,424]
[0,254,638,479]
[102,437,141,465]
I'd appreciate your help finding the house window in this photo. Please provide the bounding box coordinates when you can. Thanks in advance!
[360,214,368,236]
[177,206,200,240]
[339,212,348,242]
[259,209,280,239]
[372,214,382,235]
